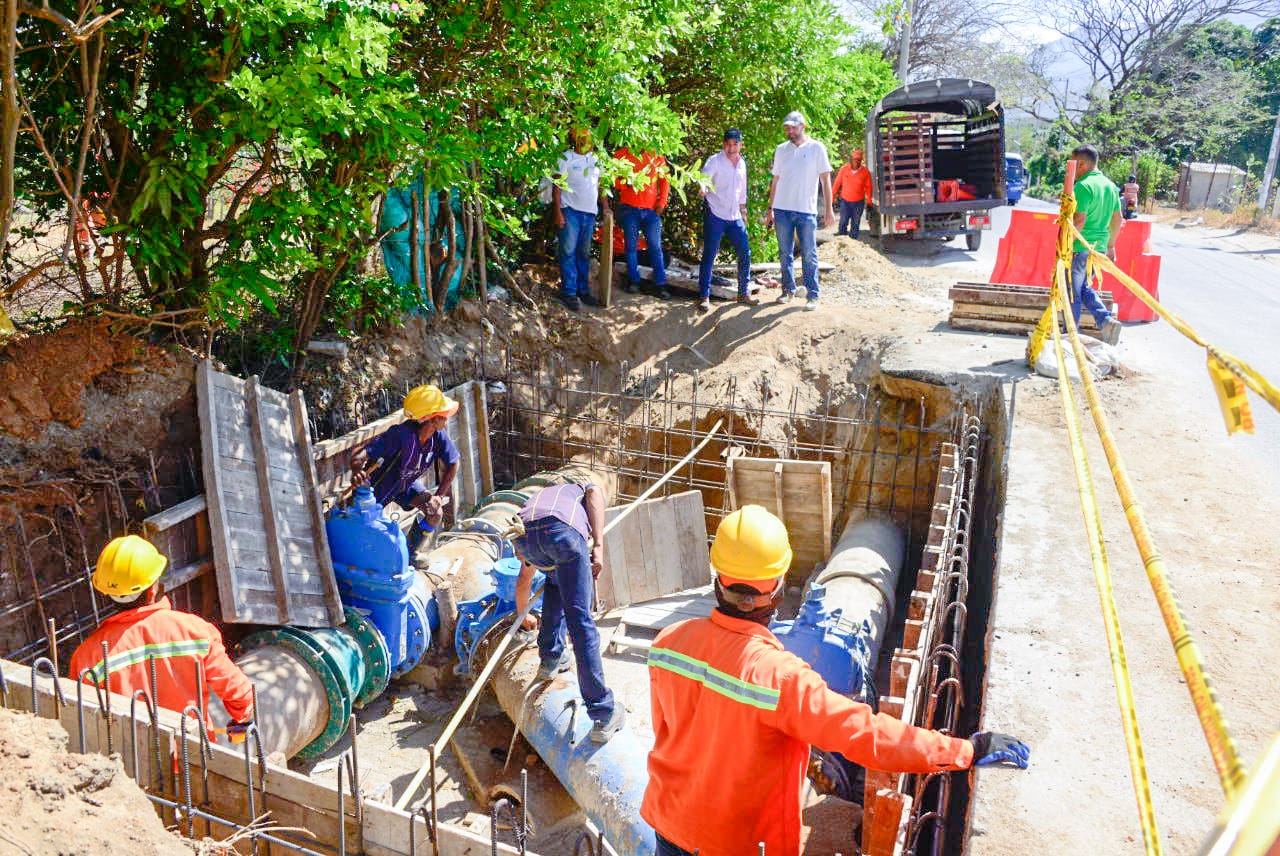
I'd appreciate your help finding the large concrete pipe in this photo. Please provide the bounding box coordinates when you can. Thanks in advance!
[491,648,655,856]
[810,518,905,660]
[235,645,330,758]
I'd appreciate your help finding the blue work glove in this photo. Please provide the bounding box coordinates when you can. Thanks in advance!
[970,732,1030,769]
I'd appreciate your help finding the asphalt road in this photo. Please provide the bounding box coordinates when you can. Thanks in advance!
[890,196,1280,490]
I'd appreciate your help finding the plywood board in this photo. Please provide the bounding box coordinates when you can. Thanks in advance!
[198,360,343,627]
[596,490,709,613]
[725,457,833,575]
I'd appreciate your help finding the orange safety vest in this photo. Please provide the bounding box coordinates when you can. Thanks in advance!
[68,597,254,735]
[641,610,973,856]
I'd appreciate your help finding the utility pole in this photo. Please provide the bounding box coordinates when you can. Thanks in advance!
[1258,107,1280,213]
[896,0,915,81]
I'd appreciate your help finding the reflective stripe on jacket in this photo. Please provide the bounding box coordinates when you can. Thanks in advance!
[68,597,254,734]
[640,610,974,856]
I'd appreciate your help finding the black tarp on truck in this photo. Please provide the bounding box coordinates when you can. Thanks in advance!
[863,78,1006,250]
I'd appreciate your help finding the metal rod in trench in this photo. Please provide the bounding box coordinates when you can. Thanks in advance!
[393,418,726,813]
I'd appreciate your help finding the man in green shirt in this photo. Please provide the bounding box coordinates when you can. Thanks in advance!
[1069,145,1121,345]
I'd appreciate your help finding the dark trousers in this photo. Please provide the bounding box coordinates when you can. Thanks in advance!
[655,833,695,856]
[838,199,866,238]
[515,518,615,722]
[618,204,667,287]
[698,210,752,298]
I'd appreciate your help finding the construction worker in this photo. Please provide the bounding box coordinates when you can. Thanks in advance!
[351,384,460,541]
[641,506,1030,856]
[614,146,672,301]
[512,481,625,743]
[69,535,254,740]
[1068,144,1122,345]
[832,148,871,239]
[553,128,610,312]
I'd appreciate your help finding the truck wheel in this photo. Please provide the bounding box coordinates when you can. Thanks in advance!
[965,231,982,251]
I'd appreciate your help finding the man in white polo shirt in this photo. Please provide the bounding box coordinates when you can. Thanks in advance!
[553,128,611,312]
[765,111,834,311]
[696,128,760,312]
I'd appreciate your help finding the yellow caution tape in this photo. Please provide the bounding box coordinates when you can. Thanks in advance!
[1206,355,1256,436]
[1198,731,1280,855]
[1049,272,1164,856]
[1065,220,1280,425]
[1061,289,1247,799]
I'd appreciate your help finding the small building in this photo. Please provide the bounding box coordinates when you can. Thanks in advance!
[1176,161,1245,211]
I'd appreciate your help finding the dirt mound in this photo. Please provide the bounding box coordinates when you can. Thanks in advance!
[817,236,924,305]
[0,319,195,475]
[0,706,193,856]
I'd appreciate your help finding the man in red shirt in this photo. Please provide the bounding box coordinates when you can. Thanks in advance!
[69,535,255,740]
[832,148,872,239]
[614,148,671,300]
[642,506,1029,856]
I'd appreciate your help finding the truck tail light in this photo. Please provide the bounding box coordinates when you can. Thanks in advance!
[894,219,918,232]
[967,214,991,228]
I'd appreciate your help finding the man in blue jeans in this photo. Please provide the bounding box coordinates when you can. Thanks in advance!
[1068,144,1122,345]
[696,128,760,312]
[553,129,610,312]
[615,147,672,301]
[765,112,835,311]
[512,481,625,743]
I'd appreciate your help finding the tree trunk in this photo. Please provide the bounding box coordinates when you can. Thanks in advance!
[0,0,19,264]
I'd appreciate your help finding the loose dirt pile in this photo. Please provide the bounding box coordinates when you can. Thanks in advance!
[0,706,193,856]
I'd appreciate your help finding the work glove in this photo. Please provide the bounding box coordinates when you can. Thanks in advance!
[969,732,1030,769]
[225,720,253,745]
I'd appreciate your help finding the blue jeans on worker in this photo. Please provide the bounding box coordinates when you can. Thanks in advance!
[558,208,596,300]
[515,517,615,723]
[773,208,819,299]
[1070,251,1113,328]
[655,833,694,856]
[838,199,866,238]
[698,210,752,299]
[618,204,666,288]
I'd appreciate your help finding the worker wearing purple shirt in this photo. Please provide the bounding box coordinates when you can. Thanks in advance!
[513,482,625,743]
[351,385,461,542]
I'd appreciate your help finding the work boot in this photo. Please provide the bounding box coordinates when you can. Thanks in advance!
[738,292,761,306]
[580,294,602,308]
[652,285,672,301]
[697,298,712,312]
[537,650,572,681]
[559,295,581,312]
[625,281,641,294]
[1100,319,1121,346]
[589,705,627,743]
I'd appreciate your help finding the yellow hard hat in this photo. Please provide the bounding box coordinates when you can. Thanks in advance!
[92,535,167,603]
[403,385,459,421]
[709,505,793,581]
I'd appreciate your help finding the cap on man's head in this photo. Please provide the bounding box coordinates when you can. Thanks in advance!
[723,128,743,141]
[783,111,806,127]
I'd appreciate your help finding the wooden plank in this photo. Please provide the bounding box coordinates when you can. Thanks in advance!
[951,302,1104,330]
[142,495,208,535]
[598,208,614,307]
[245,375,292,623]
[472,381,494,497]
[947,316,1107,341]
[292,391,344,625]
[198,360,243,621]
[600,491,707,612]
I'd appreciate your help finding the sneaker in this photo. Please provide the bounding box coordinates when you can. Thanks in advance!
[624,282,641,294]
[777,290,794,304]
[697,298,711,312]
[737,292,761,306]
[1099,319,1121,345]
[537,650,572,681]
[589,705,626,743]
[559,295,581,312]
[805,298,819,312]
[579,294,602,308]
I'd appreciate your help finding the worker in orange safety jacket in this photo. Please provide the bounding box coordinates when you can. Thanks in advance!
[641,505,1030,856]
[69,535,255,740]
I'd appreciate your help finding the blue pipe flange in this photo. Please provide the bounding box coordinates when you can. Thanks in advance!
[343,608,392,707]
[239,627,353,760]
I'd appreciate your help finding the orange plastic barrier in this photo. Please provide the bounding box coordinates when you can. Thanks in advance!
[990,212,1161,322]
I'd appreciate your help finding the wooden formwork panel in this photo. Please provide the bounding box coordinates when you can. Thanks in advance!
[725,457,833,575]
[598,490,709,613]
[198,360,343,627]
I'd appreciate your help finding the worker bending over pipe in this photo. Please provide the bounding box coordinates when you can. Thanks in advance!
[512,480,626,743]
[69,535,255,741]
[642,505,1030,856]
